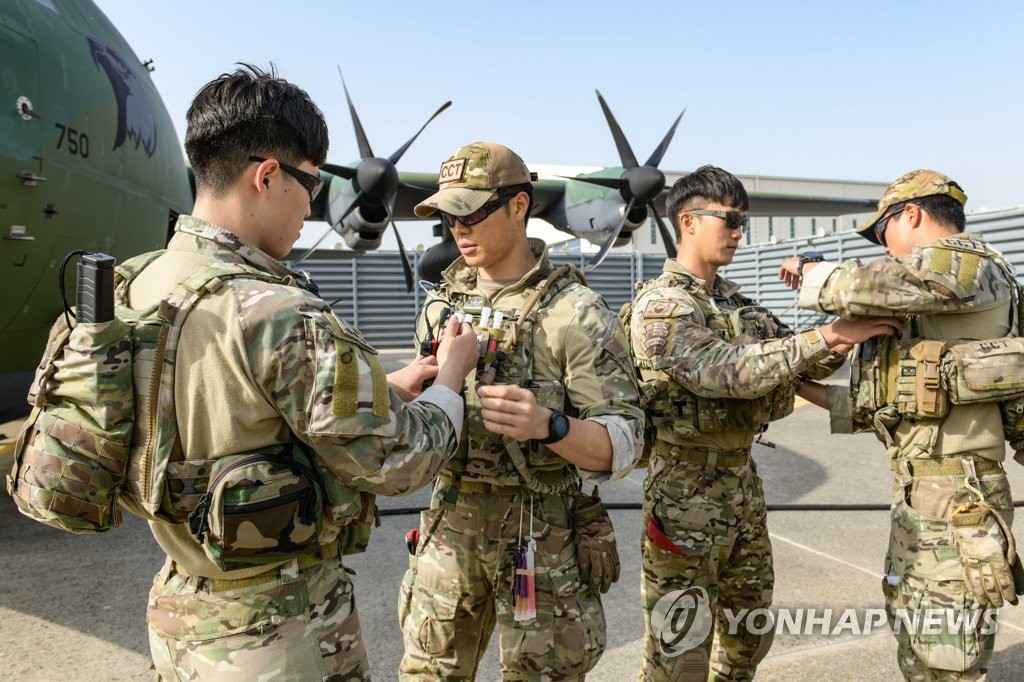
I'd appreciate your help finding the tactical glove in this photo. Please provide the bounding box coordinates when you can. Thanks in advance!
[951,501,1020,608]
[573,492,620,594]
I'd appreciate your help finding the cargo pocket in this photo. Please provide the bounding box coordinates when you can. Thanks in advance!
[398,506,447,631]
[908,578,984,673]
[507,510,605,678]
[409,590,458,657]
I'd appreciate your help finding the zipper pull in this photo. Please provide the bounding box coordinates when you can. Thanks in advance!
[188,493,212,539]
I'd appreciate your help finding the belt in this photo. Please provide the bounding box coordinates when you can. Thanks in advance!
[674,447,751,468]
[181,540,341,592]
[438,470,571,497]
[892,457,1004,477]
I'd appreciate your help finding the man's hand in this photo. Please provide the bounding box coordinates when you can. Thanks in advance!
[432,316,478,393]
[476,384,549,441]
[820,316,904,350]
[387,355,439,402]
[779,256,826,290]
[778,256,803,289]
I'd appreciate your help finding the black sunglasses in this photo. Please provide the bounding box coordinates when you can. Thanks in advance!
[874,205,908,247]
[686,209,748,233]
[249,156,324,201]
[439,193,518,229]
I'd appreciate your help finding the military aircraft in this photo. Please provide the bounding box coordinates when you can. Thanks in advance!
[0,0,879,420]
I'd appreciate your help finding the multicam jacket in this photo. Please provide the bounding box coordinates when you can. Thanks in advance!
[799,231,1016,460]
[630,259,844,454]
[417,239,644,488]
[127,216,463,580]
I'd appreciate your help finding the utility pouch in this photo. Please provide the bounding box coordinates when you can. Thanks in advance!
[573,490,620,594]
[7,317,134,534]
[913,340,948,418]
[188,445,323,571]
[894,339,948,419]
[942,337,1024,405]
[316,466,379,557]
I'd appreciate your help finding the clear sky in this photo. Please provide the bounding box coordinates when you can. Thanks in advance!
[94,0,1024,250]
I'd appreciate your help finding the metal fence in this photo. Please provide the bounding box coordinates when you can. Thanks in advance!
[288,207,1024,348]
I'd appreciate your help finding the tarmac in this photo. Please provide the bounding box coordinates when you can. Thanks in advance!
[3,349,1024,680]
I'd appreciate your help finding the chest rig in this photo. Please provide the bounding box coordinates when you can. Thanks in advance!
[850,238,1024,435]
[633,271,796,444]
[429,265,584,488]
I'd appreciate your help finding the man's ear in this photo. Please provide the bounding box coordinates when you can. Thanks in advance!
[513,191,529,219]
[250,158,276,196]
[905,202,923,227]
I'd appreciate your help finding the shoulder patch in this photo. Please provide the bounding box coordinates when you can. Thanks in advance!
[639,295,695,319]
[939,237,987,256]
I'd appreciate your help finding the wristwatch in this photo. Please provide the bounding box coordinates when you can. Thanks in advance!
[797,251,825,276]
[540,409,570,445]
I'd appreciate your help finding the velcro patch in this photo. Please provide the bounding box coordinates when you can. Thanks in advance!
[438,158,466,184]
[332,341,358,417]
[941,238,987,256]
[642,320,672,357]
[641,298,693,318]
[332,342,390,419]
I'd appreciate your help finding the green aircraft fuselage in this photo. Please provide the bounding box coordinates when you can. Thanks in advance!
[0,0,192,417]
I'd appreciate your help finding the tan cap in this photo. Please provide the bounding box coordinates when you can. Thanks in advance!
[857,169,967,245]
[414,141,534,217]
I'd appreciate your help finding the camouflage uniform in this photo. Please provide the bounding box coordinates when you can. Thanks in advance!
[399,239,644,680]
[131,216,464,681]
[800,227,1018,681]
[630,259,845,681]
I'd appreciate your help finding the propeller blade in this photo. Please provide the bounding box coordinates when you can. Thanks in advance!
[585,196,635,271]
[595,90,638,170]
[398,179,436,192]
[291,223,337,266]
[383,203,415,292]
[649,203,677,259]
[322,162,356,180]
[553,174,626,190]
[338,67,374,159]
[644,107,686,168]
[388,101,452,165]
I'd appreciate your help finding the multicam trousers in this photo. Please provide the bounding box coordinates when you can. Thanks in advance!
[399,479,606,680]
[147,556,369,681]
[883,461,1012,681]
[640,455,774,682]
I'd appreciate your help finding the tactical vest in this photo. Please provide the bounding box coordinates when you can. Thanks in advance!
[428,264,584,487]
[8,252,375,559]
[628,271,796,444]
[850,237,1024,432]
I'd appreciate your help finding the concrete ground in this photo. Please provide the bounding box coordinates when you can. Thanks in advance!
[3,349,1024,680]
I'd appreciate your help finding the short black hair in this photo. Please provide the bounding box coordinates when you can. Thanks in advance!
[185,64,329,195]
[666,165,749,238]
[890,193,966,232]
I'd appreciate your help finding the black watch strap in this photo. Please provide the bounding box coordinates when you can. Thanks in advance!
[798,251,825,276]
[540,409,570,445]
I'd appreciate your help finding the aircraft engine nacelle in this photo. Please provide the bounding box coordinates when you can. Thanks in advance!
[338,202,389,251]
[561,189,648,248]
[324,176,391,251]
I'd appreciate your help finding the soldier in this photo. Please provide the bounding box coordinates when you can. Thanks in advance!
[779,170,1023,680]
[130,65,479,680]
[630,165,901,681]
[399,141,645,680]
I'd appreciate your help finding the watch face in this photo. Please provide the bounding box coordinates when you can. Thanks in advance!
[553,412,570,438]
